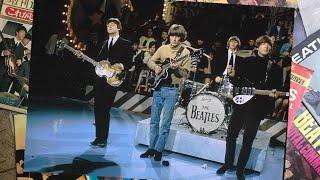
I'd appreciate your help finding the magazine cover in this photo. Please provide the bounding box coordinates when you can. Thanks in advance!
[0,0,33,179]
[22,0,294,179]
[284,0,320,178]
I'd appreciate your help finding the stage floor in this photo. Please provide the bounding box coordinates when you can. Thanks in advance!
[24,98,284,179]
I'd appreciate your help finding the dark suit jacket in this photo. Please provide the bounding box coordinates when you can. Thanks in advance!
[95,37,133,92]
[0,38,25,61]
[211,50,242,89]
[97,37,133,71]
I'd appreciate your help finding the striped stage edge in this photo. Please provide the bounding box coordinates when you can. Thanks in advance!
[85,86,288,143]
[172,108,287,144]
[85,86,153,114]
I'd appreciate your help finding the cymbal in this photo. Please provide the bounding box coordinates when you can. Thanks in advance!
[236,50,253,58]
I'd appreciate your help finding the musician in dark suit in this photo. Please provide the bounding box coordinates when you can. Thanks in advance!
[140,24,191,162]
[216,35,278,179]
[77,18,133,147]
[0,26,26,92]
[211,36,242,91]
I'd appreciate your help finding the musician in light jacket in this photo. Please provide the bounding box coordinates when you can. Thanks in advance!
[140,24,191,162]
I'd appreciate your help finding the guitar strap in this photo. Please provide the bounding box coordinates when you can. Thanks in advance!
[174,46,185,60]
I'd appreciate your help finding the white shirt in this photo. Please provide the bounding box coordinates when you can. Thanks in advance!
[14,37,21,46]
[223,49,236,75]
[108,34,119,49]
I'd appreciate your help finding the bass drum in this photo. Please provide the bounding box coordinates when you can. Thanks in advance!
[186,93,225,134]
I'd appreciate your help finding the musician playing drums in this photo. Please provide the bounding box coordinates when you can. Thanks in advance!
[211,36,242,91]
[216,35,282,179]
[139,24,191,163]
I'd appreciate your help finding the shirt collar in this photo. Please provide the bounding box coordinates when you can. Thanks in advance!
[228,49,236,55]
[14,37,21,45]
[109,35,119,42]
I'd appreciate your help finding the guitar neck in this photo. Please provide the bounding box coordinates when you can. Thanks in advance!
[254,89,289,97]
[236,87,289,97]
[253,89,272,96]
[64,45,98,66]
[162,54,189,70]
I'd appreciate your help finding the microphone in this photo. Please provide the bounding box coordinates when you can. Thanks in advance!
[184,45,211,59]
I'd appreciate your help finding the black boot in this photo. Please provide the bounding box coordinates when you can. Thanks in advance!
[236,169,245,180]
[154,150,162,161]
[216,164,232,174]
[140,149,155,158]
[90,139,106,148]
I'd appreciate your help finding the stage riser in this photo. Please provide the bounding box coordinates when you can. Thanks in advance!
[134,117,272,172]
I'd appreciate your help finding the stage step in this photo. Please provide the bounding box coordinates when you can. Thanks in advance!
[134,115,272,172]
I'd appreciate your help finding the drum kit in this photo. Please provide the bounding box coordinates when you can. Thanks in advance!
[177,78,233,134]
[176,49,236,134]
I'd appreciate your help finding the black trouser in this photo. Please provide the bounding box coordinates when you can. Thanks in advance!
[224,105,262,172]
[93,80,117,142]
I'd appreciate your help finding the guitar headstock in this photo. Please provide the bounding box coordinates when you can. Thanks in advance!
[56,40,66,49]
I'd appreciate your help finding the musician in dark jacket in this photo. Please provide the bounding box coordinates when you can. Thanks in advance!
[0,25,26,92]
[216,35,278,179]
[211,36,242,91]
[140,24,191,163]
[77,18,133,147]
[10,59,30,104]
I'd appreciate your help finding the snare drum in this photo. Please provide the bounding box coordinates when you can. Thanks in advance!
[179,80,207,107]
[186,92,225,134]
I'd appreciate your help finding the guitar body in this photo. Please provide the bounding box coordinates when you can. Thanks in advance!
[146,48,204,90]
[95,60,126,87]
[148,59,170,90]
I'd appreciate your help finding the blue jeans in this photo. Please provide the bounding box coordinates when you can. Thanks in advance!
[149,87,178,152]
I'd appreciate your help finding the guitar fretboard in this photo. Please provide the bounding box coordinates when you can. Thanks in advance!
[63,44,98,66]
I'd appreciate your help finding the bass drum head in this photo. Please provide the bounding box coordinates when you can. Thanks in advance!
[186,93,225,134]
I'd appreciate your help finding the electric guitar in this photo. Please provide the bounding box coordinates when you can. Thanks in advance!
[56,40,126,87]
[148,49,203,90]
[229,86,289,105]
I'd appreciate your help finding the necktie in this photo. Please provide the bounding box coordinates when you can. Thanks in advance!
[108,38,113,49]
[228,53,234,67]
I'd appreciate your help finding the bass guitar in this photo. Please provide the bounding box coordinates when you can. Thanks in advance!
[56,40,126,87]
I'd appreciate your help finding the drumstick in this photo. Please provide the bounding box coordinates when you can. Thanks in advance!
[195,80,213,96]
[184,45,211,59]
